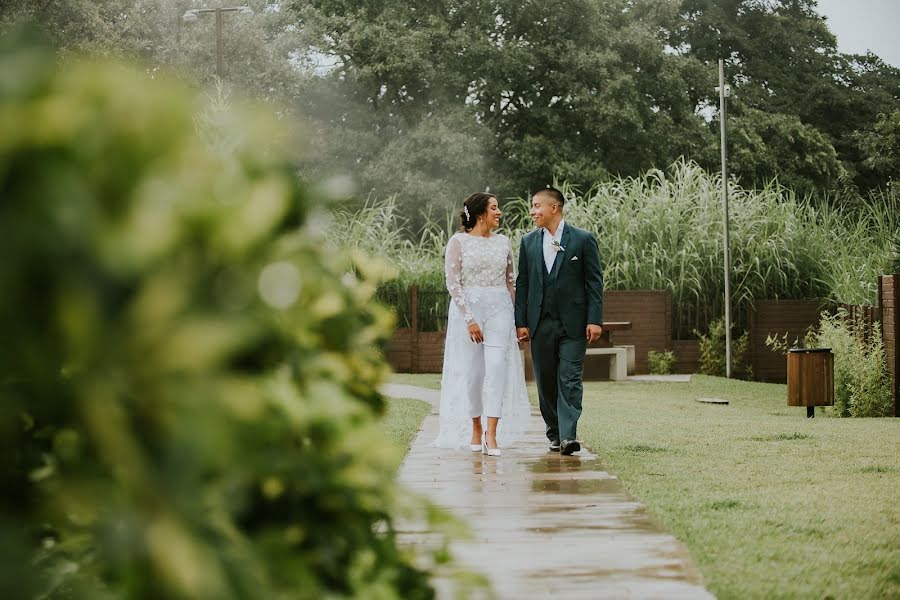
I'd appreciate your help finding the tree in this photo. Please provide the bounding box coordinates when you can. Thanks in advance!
[0,1,315,106]
[856,109,900,180]
[671,0,900,193]
[8,0,898,218]
[294,0,715,215]
[727,106,846,193]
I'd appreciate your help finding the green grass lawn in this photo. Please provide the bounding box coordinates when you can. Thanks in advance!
[382,396,431,456]
[389,373,900,599]
[580,375,900,600]
[388,373,442,390]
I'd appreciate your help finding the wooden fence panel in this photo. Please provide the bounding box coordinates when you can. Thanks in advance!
[386,288,674,375]
[750,300,828,382]
[385,283,899,403]
[837,302,882,344]
[672,340,700,374]
[602,291,672,374]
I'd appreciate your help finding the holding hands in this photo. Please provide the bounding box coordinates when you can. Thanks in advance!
[515,326,601,343]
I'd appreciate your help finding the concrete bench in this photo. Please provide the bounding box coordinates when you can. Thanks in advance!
[617,344,636,375]
[585,346,628,381]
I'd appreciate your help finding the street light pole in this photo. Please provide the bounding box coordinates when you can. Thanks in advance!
[718,58,733,378]
[182,6,254,79]
[216,9,224,79]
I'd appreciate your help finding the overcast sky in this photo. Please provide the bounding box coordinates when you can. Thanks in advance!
[814,0,900,67]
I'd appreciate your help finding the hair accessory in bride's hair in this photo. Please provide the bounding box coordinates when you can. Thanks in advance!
[463,205,470,220]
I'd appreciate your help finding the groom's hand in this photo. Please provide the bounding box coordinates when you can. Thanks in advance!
[586,324,603,344]
[516,327,530,342]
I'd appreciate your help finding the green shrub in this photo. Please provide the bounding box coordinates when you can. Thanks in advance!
[0,32,435,599]
[766,310,893,417]
[811,310,892,417]
[696,318,752,378]
[647,350,676,375]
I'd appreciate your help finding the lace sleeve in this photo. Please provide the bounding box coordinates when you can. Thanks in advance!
[445,235,474,324]
[506,237,515,304]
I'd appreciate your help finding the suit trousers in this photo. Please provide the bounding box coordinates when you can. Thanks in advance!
[530,315,586,441]
[465,308,513,419]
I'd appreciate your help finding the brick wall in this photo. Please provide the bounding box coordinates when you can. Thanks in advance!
[881,275,899,416]
[749,299,828,382]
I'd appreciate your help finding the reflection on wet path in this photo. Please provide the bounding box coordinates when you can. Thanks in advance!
[391,384,715,599]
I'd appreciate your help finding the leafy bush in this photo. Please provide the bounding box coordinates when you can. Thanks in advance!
[811,311,892,417]
[647,350,676,375]
[696,318,752,379]
[766,310,893,417]
[0,32,435,599]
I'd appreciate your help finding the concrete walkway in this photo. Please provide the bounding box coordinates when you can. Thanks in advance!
[383,383,714,600]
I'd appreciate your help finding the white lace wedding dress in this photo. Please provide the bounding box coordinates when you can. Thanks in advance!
[431,232,532,449]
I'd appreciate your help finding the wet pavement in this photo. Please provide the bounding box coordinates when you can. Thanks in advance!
[384,383,715,599]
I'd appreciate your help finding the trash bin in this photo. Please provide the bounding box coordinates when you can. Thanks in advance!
[787,348,834,418]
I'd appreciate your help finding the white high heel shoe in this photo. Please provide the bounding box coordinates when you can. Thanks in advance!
[470,429,483,452]
[482,433,501,457]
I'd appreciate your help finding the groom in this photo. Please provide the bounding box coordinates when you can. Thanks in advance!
[515,187,604,455]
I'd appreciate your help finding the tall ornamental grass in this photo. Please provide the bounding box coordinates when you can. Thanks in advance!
[329,198,447,328]
[340,160,897,338]
[532,161,898,337]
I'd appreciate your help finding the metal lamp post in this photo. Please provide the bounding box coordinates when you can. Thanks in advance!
[717,58,733,378]
[182,6,254,78]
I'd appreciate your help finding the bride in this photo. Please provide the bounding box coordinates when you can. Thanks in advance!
[431,192,531,456]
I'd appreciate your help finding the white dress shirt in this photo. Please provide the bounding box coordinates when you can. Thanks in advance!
[542,220,566,274]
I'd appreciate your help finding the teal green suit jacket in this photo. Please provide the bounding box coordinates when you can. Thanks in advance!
[514,224,604,338]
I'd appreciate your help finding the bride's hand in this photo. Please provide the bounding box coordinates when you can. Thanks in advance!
[468,323,484,344]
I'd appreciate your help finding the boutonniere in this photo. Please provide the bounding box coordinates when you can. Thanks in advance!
[552,240,565,253]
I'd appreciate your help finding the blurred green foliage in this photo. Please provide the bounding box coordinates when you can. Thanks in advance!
[0,29,434,599]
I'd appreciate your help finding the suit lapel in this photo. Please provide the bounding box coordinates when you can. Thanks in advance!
[549,226,571,280]
[533,229,546,284]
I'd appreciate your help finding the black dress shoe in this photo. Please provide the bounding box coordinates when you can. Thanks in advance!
[560,439,581,455]
[549,440,561,452]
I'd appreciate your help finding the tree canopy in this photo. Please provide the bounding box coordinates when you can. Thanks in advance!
[3,0,898,224]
